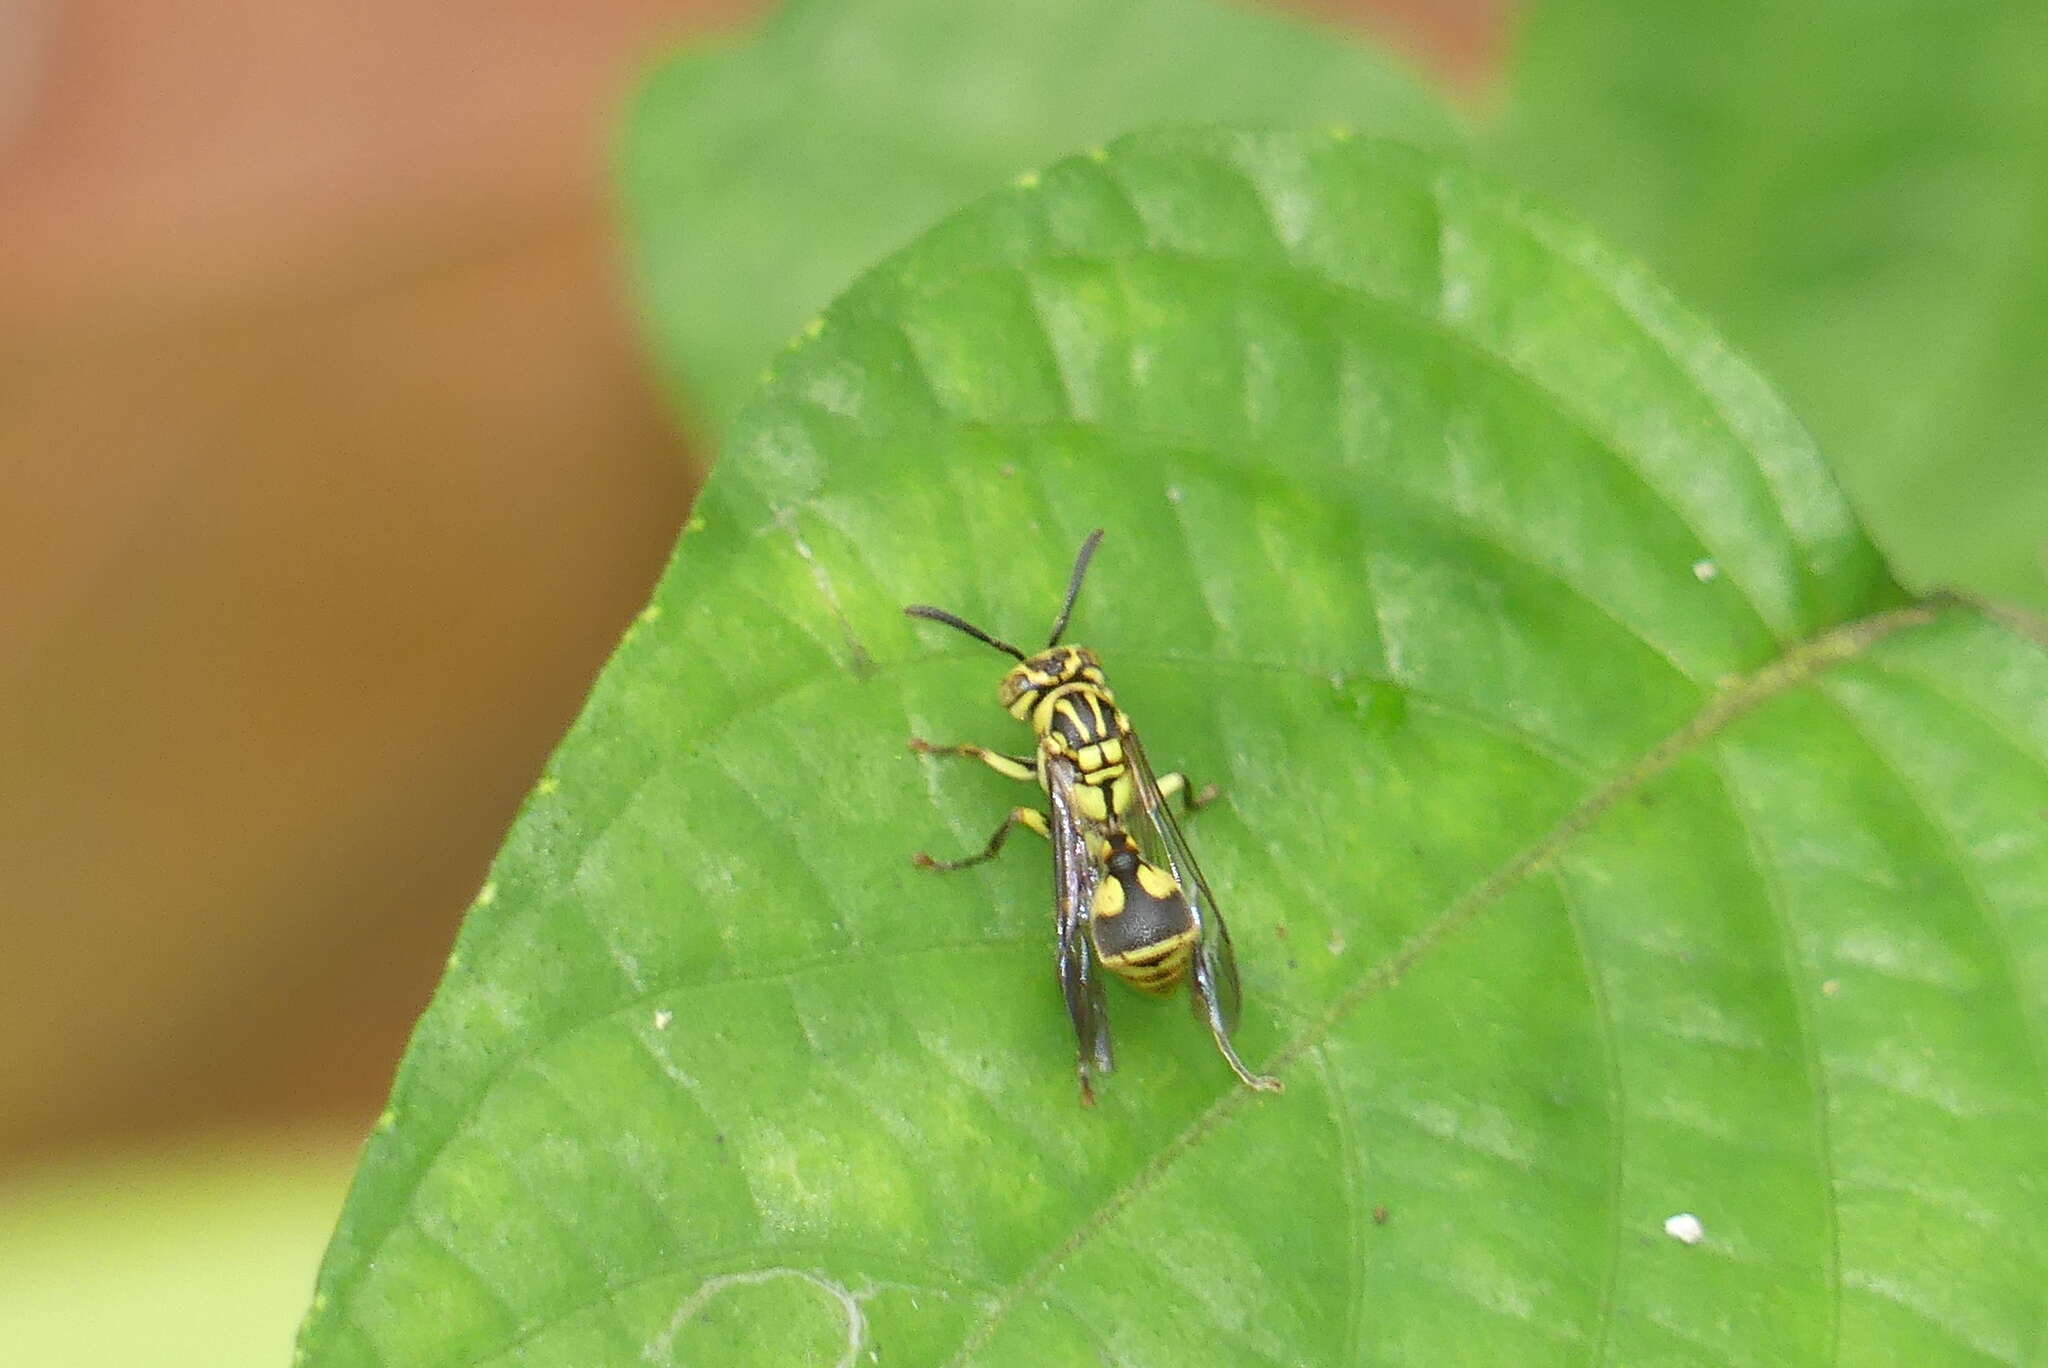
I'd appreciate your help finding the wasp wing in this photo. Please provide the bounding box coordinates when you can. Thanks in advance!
[1047,752,1113,1085]
[1120,728,1243,1037]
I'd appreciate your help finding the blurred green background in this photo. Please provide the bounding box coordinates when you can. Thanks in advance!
[2,1,2038,1363]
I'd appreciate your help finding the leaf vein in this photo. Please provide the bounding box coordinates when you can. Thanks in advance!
[1712,753,1843,1365]
[1553,872,1627,1368]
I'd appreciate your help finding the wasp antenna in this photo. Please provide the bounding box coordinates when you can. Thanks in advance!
[904,604,1028,660]
[1046,529,1105,646]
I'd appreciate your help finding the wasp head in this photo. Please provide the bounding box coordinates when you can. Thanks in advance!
[999,646,1106,719]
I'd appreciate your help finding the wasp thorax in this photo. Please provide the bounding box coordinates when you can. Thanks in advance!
[999,645,1106,718]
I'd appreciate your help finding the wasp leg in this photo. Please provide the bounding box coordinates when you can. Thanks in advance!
[912,805,1049,871]
[907,737,1038,784]
[1215,1034,1284,1093]
[1190,961,1284,1093]
[1152,769,1220,814]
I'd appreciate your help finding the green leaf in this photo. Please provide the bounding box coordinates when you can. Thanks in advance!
[299,129,2048,1365]
[1501,0,2048,607]
[619,0,1457,433]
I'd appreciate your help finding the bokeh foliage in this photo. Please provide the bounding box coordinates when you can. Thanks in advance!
[1505,0,2048,606]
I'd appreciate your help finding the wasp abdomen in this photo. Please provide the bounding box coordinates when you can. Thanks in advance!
[1091,845,1198,994]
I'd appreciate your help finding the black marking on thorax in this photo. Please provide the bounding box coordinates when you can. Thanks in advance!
[1048,686,1118,749]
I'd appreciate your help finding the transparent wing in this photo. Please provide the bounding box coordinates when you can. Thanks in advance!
[1047,753,1113,1083]
[1122,728,1241,1036]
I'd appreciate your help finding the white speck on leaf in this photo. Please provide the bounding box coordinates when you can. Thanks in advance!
[654,1009,674,1030]
[1821,979,1841,997]
[1692,559,1719,582]
[1664,1212,1705,1244]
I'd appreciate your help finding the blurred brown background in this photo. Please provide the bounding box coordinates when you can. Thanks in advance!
[0,0,1500,1180]
[1,0,733,1169]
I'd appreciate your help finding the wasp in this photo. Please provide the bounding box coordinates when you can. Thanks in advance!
[905,529,1283,1104]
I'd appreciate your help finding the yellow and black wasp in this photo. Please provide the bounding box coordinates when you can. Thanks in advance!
[905,529,1283,1105]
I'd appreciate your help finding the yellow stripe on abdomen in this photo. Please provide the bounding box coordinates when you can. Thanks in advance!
[1100,930,1196,994]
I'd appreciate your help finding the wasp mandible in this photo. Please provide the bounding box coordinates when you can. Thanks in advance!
[905,530,1283,1105]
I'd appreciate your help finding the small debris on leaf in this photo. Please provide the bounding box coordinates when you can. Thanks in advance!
[1663,1212,1705,1245]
